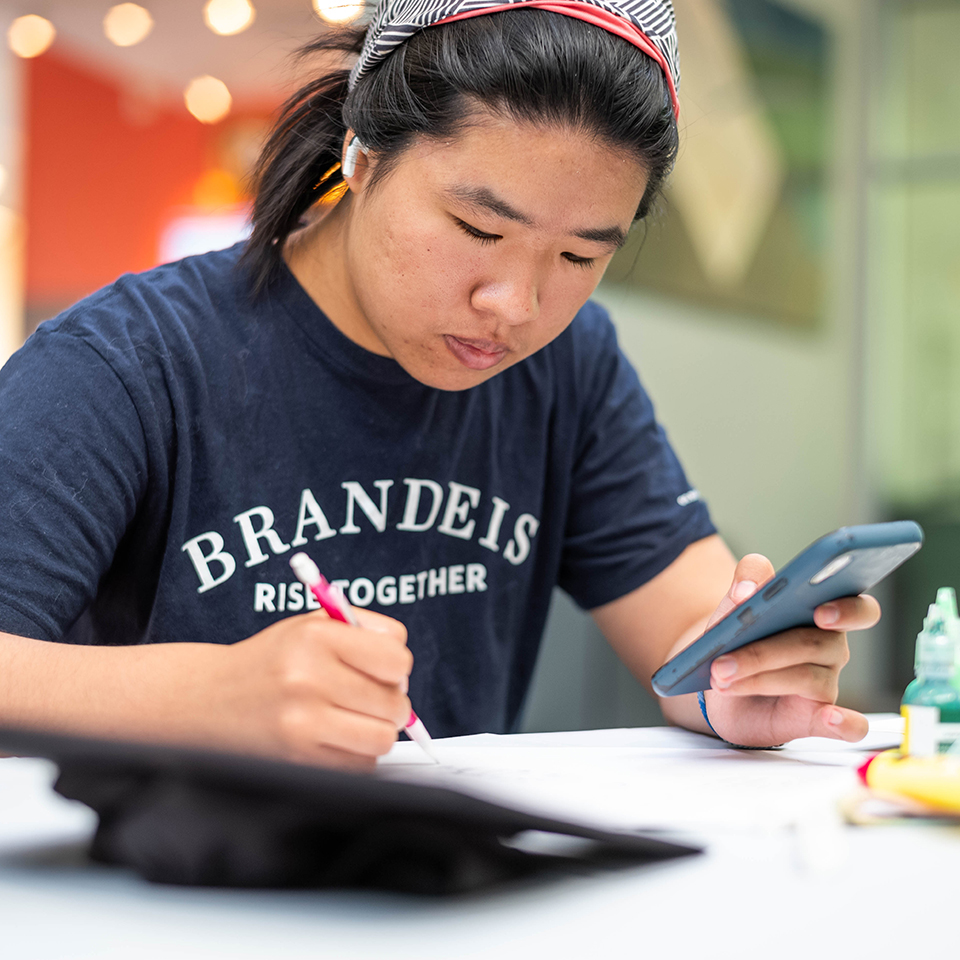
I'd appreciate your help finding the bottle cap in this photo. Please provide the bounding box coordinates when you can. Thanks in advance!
[936,587,960,648]
[915,601,957,677]
[937,587,958,621]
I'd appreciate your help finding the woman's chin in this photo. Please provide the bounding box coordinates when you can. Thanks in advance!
[402,353,507,392]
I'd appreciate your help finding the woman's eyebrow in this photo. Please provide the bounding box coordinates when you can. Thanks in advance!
[447,185,533,225]
[575,225,627,249]
[446,184,627,249]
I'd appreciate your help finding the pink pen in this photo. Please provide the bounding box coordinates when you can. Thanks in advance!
[289,552,440,763]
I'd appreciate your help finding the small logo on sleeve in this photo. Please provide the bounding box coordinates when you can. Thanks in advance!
[677,489,701,506]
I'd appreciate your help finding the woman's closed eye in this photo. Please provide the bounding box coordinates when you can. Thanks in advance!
[455,217,599,268]
[454,217,500,245]
[561,252,597,269]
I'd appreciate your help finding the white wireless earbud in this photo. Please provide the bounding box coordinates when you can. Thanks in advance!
[342,136,368,178]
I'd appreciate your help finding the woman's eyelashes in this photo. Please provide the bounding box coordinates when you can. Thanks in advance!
[453,217,598,268]
[454,217,499,245]
[561,252,597,269]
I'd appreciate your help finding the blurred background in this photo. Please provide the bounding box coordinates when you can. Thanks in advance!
[0,0,957,728]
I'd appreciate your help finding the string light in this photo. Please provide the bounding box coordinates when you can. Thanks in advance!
[203,0,255,36]
[312,0,364,25]
[103,4,154,47]
[7,15,56,58]
[184,75,232,124]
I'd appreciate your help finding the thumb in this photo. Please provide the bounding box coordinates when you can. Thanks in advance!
[810,704,869,742]
[704,553,776,631]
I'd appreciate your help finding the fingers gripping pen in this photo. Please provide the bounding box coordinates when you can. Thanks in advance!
[289,553,440,763]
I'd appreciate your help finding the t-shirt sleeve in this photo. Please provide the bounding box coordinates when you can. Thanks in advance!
[0,328,148,640]
[557,304,716,610]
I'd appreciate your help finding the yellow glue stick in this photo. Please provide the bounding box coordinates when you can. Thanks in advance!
[858,749,960,814]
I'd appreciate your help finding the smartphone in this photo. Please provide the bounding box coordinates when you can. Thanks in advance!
[651,521,924,697]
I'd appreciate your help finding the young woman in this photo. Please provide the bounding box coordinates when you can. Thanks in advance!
[0,1,878,767]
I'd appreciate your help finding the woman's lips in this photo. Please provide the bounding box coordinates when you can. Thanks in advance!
[443,335,509,371]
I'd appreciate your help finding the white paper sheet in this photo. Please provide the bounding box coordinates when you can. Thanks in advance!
[377,717,902,833]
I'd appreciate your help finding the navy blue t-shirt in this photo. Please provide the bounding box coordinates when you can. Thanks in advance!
[0,244,714,736]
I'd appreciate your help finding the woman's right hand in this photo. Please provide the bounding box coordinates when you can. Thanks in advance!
[0,611,413,770]
[217,609,413,769]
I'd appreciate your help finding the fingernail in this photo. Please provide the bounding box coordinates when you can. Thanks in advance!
[827,708,843,726]
[400,676,409,694]
[713,656,737,681]
[733,580,757,602]
[819,603,840,626]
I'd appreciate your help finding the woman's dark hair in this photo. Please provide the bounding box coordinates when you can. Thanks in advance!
[243,11,679,293]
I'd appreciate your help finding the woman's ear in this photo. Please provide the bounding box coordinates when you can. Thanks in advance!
[341,130,371,187]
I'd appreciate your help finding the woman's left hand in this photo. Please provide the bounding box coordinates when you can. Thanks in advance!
[700,554,881,747]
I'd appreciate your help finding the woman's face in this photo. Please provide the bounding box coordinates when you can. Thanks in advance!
[336,112,649,391]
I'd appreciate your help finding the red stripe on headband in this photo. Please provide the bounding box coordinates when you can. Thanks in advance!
[433,1,680,119]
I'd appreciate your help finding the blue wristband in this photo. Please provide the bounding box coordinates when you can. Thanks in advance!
[697,689,719,736]
[697,689,784,751]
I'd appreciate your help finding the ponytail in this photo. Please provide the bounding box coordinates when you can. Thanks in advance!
[242,29,364,295]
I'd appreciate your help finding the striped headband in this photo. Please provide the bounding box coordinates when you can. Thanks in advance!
[348,0,681,119]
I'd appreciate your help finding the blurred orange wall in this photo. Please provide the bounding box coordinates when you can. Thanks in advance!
[24,50,270,308]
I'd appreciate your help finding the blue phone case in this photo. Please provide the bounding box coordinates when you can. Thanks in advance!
[651,521,924,697]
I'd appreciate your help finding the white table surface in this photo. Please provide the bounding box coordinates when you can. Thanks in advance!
[1,716,956,960]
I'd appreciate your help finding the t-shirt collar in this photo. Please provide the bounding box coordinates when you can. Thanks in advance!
[269,255,426,389]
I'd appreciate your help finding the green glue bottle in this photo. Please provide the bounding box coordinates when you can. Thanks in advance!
[901,588,960,753]
[948,588,960,696]
[930,586,960,696]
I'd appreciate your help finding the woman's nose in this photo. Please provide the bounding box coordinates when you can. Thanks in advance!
[471,274,540,326]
